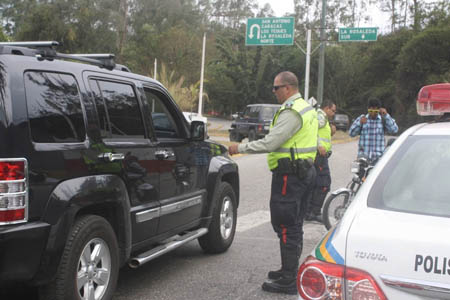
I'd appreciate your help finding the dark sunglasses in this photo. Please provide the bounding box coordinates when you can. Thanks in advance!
[272,84,288,91]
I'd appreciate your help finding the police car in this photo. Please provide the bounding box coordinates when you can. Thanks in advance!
[297,83,450,300]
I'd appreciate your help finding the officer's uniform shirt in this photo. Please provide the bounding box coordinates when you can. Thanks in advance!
[237,93,303,154]
[317,109,327,129]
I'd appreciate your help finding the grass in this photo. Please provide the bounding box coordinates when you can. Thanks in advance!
[332,130,358,144]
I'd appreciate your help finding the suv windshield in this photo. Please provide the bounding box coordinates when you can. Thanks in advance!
[260,106,279,120]
[368,135,450,218]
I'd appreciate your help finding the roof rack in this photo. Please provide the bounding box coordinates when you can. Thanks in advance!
[0,41,59,47]
[0,41,131,72]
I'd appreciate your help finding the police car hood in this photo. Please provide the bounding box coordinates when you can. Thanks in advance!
[346,207,450,299]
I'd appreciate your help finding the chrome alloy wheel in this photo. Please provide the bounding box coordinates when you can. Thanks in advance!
[77,238,112,300]
[220,195,234,240]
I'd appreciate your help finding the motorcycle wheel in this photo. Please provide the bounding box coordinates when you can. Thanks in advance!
[322,190,351,230]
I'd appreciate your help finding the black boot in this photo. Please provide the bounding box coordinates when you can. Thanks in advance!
[312,214,323,223]
[267,269,282,280]
[304,213,314,221]
[263,243,300,295]
[262,277,297,295]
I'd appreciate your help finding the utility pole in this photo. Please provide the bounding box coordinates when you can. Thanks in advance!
[304,29,311,102]
[198,33,206,116]
[295,29,314,102]
[317,0,327,106]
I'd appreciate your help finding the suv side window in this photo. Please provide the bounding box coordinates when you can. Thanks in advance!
[249,106,260,118]
[242,107,251,118]
[143,88,180,139]
[24,71,86,143]
[90,79,145,139]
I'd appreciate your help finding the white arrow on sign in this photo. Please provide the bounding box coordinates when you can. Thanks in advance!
[248,24,261,39]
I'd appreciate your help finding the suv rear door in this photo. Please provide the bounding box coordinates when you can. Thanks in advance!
[142,86,205,234]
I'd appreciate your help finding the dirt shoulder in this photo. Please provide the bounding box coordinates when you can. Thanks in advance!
[208,128,357,147]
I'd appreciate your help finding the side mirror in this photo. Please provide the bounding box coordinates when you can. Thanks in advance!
[190,120,205,141]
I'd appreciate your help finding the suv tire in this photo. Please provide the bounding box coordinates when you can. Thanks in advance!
[229,131,242,142]
[40,215,119,300]
[199,182,237,254]
[248,129,257,142]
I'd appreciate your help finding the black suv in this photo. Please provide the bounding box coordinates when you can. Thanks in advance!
[333,113,350,131]
[0,42,239,299]
[229,104,280,142]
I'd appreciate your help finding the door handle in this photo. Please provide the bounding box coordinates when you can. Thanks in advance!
[155,150,174,160]
[98,152,125,162]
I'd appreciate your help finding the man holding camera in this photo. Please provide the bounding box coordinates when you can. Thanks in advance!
[349,98,398,162]
[228,71,317,295]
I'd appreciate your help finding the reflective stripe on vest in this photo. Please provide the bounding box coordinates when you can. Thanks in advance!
[318,113,332,152]
[267,97,318,170]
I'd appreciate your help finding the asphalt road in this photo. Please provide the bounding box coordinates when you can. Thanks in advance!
[3,136,358,300]
[112,141,357,300]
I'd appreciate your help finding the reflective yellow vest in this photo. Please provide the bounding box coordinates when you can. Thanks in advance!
[267,97,318,170]
[318,109,332,152]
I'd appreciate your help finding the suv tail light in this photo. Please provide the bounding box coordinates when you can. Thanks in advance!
[297,256,387,300]
[0,159,28,224]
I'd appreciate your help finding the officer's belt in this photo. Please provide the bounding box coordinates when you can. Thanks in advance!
[272,158,313,174]
[274,146,317,153]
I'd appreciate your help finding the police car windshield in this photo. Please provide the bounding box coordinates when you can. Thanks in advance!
[368,135,450,218]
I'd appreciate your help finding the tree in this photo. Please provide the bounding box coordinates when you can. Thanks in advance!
[396,26,450,127]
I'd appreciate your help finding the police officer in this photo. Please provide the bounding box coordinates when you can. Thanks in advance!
[305,100,336,222]
[228,71,317,295]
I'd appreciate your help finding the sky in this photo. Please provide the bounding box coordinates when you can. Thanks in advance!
[256,0,437,33]
[256,0,389,31]
[257,1,295,17]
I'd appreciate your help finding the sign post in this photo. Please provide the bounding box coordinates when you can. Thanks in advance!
[245,17,294,46]
[339,27,378,42]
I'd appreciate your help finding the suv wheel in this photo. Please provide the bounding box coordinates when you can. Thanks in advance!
[248,129,256,142]
[229,131,242,142]
[199,182,237,253]
[40,215,119,300]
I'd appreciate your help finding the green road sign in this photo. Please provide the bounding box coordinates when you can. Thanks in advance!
[246,17,295,46]
[339,27,378,42]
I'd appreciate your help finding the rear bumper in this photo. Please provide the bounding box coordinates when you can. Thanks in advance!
[257,128,270,137]
[335,123,348,130]
[0,222,50,284]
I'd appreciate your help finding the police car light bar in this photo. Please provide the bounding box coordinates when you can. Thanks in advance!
[417,83,450,116]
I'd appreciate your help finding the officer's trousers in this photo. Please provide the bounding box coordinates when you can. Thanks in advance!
[269,166,316,279]
[308,155,331,216]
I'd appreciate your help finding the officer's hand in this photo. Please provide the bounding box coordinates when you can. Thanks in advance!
[318,145,327,156]
[380,108,387,116]
[360,116,367,124]
[330,124,336,136]
[228,144,239,155]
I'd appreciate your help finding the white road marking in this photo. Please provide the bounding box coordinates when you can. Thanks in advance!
[236,210,328,234]
[236,210,271,232]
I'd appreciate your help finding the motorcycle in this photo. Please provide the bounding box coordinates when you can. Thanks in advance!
[322,156,374,230]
